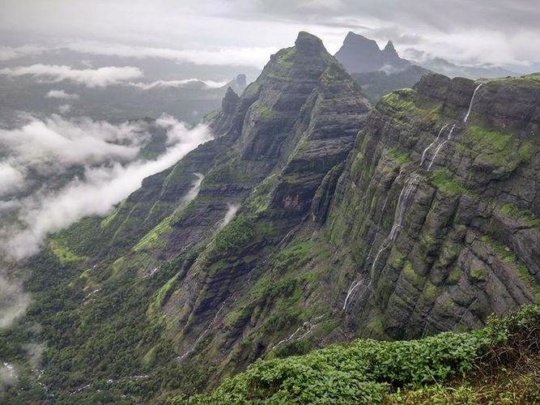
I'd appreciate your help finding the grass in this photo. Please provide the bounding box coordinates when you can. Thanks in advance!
[133,214,173,251]
[430,168,467,195]
[387,148,410,166]
[461,126,533,173]
[49,239,86,264]
[500,202,540,228]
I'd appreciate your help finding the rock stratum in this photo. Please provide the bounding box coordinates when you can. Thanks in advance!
[3,32,539,403]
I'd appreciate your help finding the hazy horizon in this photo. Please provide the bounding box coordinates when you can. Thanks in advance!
[2,0,540,73]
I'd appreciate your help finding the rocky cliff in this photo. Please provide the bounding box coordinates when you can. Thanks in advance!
[327,73,540,339]
[335,32,410,74]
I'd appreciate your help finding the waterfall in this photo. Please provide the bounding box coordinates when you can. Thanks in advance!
[343,174,420,312]
[342,279,362,310]
[185,173,204,203]
[219,203,240,229]
[463,83,483,123]
[421,124,448,166]
[427,124,455,171]
[369,173,419,276]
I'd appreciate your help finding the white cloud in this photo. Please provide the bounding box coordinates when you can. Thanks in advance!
[0,274,30,330]
[58,104,71,114]
[65,42,277,68]
[0,361,18,391]
[0,162,25,197]
[0,115,147,170]
[1,118,212,260]
[219,203,240,229]
[0,64,143,87]
[0,45,46,61]
[130,78,228,90]
[45,89,79,100]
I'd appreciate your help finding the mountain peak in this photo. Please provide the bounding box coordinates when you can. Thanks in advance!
[295,31,326,54]
[383,40,398,57]
[335,32,410,73]
[342,31,380,52]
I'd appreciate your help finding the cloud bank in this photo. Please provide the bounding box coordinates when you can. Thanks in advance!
[0,64,142,87]
[0,116,212,260]
[0,115,147,178]
[130,78,228,90]
[64,42,277,68]
[0,45,46,61]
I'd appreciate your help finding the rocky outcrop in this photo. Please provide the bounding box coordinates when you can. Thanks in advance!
[335,31,410,74]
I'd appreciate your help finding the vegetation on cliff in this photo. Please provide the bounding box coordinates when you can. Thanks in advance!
[179,305,539,404]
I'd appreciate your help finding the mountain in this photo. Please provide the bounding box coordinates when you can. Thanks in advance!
[417,56,516,79]
[335,32,410,74]
[351,65,429,103]
[1,31,370,402]
[334,32,429,102]
[2,32,539,403]
[334,32,518,103]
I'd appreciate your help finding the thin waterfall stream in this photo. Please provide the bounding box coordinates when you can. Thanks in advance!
[343,173,420,311]
[342,82,484,313]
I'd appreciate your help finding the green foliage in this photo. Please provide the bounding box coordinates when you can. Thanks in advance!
[500,202,540,228]
[275,47,297,69]
[189,305,539,404]
[147,273,179,323]
[381,90,417,113]
[133,215,173,251]
[212,215,256,255]
[204,158,249,185]
[429,168,468,195]
[49,239,86,264]
[461,126,533,173]
[387,148,410,166]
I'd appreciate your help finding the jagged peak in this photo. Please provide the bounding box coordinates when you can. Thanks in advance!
[295,31,326,54]
[342,31,380,51]
[383,40,399,57]
[235,74,247,88]
[222,87,240,114]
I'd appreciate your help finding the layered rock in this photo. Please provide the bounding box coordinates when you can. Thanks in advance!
[327,73,540,339]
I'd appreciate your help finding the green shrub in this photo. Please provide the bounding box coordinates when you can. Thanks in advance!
[187,305,539,404]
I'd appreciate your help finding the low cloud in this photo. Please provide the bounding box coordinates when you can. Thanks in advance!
[58,104,71,114]
[0,64,143,87]
[0,362,18,391]
[0,274,30,330]
[65,42,276,68]
[0,115,148,173]
[0,45,46,61]
[130,78,227,90]
[0,162,25,197]
[1,116,212,260]
[46,90,79,100]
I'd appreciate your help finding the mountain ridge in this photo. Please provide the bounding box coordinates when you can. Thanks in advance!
[2,33,539,403]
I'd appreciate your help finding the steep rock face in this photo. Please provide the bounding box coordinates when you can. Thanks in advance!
[158,31,370,372]
[20,32,370,399]
[327,73,540,339]
[335,32,410,74]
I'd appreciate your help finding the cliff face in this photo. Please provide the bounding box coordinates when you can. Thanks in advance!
[327,73,540,338]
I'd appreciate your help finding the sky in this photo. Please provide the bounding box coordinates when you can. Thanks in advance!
[1,0,539,70]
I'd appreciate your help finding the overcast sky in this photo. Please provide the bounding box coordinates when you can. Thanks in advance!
[1,0,539,69]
